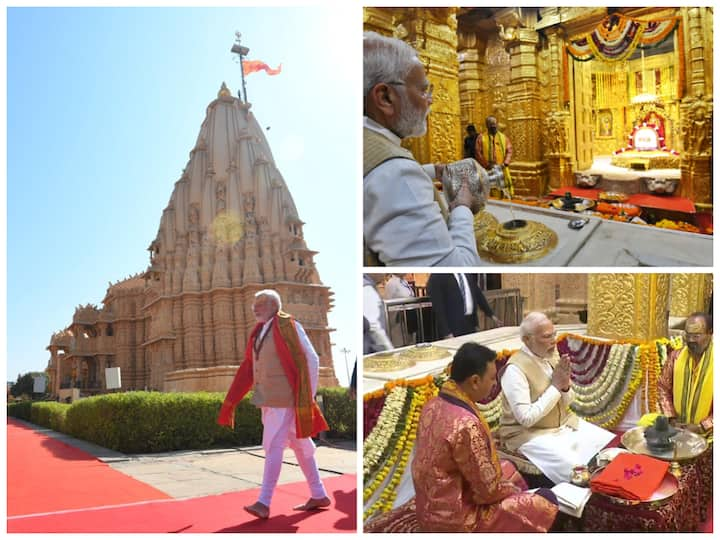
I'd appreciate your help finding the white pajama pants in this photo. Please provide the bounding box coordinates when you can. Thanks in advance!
[258,407,328,507]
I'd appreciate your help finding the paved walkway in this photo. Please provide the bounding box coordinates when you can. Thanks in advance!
[11,418,357,499]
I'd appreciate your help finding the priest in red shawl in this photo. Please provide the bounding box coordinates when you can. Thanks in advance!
[217,289,330,519]
[412,342,558,532]
[658,312,713,436]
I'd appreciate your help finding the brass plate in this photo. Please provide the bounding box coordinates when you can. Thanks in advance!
[620,426,708,462]
[591,468,679,507]
[551,198,596,212]
[477,219,558,264]
[397,343,452,362]
[363,352,415,373]
[598,191,629,202]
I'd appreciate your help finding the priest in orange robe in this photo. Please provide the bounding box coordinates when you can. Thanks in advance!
[217,289,330,519]
[411,342,558,532]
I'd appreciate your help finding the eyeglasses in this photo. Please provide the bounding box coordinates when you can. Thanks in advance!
[387,81,434,99]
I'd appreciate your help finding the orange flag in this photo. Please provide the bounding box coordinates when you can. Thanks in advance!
[242,60,282,76]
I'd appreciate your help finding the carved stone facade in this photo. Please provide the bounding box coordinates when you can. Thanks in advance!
[364,7,713,204]
[47,85,338,396]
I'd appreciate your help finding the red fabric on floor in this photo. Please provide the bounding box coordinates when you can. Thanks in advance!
[549,187,696,213]
[7,474,357,533]
[7,419,172,516]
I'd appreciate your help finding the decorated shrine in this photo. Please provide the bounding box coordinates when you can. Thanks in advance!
[364,7,713,265]
[362,273,712,532]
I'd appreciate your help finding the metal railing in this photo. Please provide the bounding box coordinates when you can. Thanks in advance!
[383,288,524,347]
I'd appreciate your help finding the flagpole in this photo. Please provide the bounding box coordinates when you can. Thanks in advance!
[231,31,250,103]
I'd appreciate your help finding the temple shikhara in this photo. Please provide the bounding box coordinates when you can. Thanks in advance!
[46,80,338,398]
[364,7,713,265]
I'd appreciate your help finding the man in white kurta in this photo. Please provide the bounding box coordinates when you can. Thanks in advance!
[499,312,615,484]
[363,31,481,266]
[218,290,330,519]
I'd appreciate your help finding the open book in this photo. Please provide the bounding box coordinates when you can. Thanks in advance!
[551,482,592,518]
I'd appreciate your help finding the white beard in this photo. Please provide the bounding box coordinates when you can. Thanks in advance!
[394,97,428,138]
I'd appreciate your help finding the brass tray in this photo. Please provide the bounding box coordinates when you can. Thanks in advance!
[478,219,558,264]
[621,426,708,462]
[551,197,596,212]
[397,343,452,362]
[363,351,415,373]
[591,468,678,508]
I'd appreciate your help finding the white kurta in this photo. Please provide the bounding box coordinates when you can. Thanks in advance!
[501,345,615,484]
[363,117,480,266]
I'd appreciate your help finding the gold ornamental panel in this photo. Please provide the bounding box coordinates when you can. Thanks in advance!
[588,274,670,341]
[670,274,712,317]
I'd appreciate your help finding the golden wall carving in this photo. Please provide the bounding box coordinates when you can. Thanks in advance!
[588,274,670,341]
[670,274,712,317]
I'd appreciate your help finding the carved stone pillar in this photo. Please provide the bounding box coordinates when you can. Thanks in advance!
[588,274,671,341]
[394,8,461,164]
[500,26,548,197]
[670,274,712,318]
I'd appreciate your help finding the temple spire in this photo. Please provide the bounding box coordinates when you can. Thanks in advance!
[230,31,250,103]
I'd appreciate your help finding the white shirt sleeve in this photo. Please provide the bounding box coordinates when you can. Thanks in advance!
[500,364,562,428]
[363,285,393,351]
[364,158,480,266]
[294,320,319,396]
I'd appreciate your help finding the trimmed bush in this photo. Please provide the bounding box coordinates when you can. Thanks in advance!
[12,388,353,454]
[30,401,70,432]
[7,401,32,421]
[318,387,356,439]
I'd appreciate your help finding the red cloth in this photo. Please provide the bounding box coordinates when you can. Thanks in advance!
[242,60,282,76]
[549,187,696,213]
[590,453,669,500]
[217,314,328,438]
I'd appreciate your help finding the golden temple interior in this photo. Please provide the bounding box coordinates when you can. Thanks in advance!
[363,6,713,207]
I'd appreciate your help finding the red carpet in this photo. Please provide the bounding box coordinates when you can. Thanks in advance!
[7,475,357,533]
[549,187,696,213]
[7,418,172,516]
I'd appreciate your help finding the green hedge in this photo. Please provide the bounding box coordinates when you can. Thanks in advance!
[9,388,353,454]
[318,387,356,439]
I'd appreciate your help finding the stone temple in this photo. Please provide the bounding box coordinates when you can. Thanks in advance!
[46,83,338,398]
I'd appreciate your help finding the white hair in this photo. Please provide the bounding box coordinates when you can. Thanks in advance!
[520,312,551,338]
[254,289,282,311]
[363,31,421,100]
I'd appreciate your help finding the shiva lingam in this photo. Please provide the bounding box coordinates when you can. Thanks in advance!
[644,415,679,452]
[442,159,558,264]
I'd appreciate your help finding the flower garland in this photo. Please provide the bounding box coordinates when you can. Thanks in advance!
[363,394,386,439]
[363,386,409,480]
[363,377,436,521]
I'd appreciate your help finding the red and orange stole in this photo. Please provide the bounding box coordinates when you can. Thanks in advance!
[217,312,328,438]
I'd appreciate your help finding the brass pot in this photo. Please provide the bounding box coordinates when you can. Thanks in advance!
[477,219,558,264]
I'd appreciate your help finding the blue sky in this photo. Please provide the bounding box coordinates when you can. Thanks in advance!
[7,6,359,386]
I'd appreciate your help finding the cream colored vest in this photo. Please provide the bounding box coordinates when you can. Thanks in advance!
[251,325,294,408]
[499,349,578,451]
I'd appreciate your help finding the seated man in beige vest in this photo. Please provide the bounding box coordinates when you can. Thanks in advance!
[363,31,481,266]
[499,312,614,484]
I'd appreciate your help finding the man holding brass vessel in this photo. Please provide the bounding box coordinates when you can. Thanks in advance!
[499,312,614,484]
[363,31,482,266]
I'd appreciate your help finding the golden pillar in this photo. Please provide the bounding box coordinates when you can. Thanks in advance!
[458,30,487,133]
[588,274,671,341]
[544,28,573,190]
[500,23,548,197]
[670,273,712,317]
[362,7,397,36]
[394,8,461,164]
[678,7,712,206]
